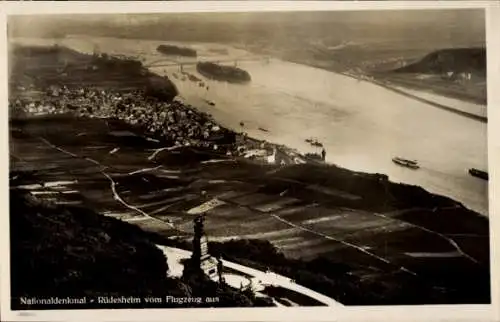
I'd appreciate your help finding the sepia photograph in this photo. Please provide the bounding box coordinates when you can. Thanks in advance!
[1,1,498,320]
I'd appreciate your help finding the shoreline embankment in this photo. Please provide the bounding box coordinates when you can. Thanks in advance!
[284,58,487,123]
[9,42,488,218]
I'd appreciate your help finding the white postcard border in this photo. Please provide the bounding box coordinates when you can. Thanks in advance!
[0,2,498,322]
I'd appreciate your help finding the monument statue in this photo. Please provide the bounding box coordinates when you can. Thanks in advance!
[217,256,224,284]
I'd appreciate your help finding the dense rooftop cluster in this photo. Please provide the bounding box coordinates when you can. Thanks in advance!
[8,85,259,155]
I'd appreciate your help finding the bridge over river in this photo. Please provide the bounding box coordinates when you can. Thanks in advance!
[144,56,271,69]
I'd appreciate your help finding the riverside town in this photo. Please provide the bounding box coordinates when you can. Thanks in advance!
[7,9,490,311]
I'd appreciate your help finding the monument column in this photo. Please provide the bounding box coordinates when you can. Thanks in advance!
[190,214,219,282]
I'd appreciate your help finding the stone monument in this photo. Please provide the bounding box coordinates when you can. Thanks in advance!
[191,214,219,282]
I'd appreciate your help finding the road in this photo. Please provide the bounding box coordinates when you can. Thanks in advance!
[158,246,344,307]
[9,116,490,305]
[36,134,189,234]
[338,72,486,122]
[35,130,423,279]
[372,209,479,264]
[369,78,487,122]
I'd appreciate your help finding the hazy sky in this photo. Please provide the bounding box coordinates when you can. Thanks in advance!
[8,9,485,49]
[9,9,485,26]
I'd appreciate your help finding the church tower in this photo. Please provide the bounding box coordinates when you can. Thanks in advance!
[93,44,101,58]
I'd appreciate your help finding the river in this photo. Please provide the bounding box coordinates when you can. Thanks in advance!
[12,36,489,216]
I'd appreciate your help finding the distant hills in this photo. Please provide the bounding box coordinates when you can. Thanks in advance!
[10,44,179,102]
[393,47,486,76]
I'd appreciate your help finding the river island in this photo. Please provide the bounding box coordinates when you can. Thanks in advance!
[9,43,490,307]
[196,61,251,83]
[157,44,197,57]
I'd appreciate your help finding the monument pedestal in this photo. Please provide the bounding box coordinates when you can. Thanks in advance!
[200,256,219,282]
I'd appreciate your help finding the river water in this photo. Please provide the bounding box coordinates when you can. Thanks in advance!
[12,36,489,216]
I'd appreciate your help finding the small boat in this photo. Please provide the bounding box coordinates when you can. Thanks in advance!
[468,168,488,180]
[203,99,215,106]
[392,157,420,169]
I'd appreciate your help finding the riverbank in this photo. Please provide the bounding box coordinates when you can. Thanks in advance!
[10,37,488,216]
[9,43,491,304]
[164,56,487,216]
[10,113,491,305]
[362,76,487,122]
[281,57,487,122]
[370,72,486,106]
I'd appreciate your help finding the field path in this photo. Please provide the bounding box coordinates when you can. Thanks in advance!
[37,134,189,234]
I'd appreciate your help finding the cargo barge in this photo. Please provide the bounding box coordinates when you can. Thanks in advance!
[468,168,488,180]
